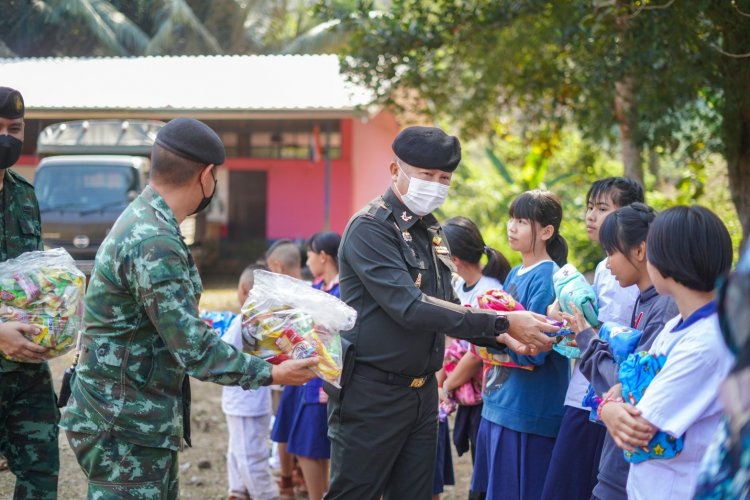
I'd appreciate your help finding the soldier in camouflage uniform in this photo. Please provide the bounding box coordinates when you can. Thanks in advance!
[0,87,60,500]
[59,117,318,499]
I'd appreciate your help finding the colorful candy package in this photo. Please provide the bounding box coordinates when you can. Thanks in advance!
[0,248,85,361]
[240,270,357,387]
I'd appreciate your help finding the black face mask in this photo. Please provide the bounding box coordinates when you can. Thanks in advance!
[191,167,217,216]
[0,135,23,169]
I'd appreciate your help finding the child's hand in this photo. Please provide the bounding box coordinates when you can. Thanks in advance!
[561,302,592,335]
[604,383,623,401]
[600,402,657,452]
[546,299,563,322]
[499,333,532,356]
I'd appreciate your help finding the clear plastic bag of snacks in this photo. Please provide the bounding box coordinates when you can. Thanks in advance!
[240,270,357,387]
[0,248,85,361]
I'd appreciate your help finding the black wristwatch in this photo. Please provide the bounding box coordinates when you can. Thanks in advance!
[494,314,509,334]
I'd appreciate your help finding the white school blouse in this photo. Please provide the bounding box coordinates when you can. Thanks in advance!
[627,308,733,500]
[564,259,639,408]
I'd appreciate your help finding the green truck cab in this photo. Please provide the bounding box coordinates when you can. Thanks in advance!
[35,120,201,272]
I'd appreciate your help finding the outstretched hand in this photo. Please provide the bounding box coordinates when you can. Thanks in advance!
[504,311,557,354]
[0,322,48,363]
[270,357,319,386]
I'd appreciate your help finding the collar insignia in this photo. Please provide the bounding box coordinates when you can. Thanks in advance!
[401,211,413,222]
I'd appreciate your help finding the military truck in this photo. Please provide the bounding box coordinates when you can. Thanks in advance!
[34,120,201,273]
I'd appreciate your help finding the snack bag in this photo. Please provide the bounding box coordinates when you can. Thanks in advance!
[582,322,644,419]
[554,263,599,327]
[240,270,356,387]
[472,289,533,372]
[0,248,85,361]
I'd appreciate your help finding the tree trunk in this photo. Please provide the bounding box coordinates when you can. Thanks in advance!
[614,77,644,185]
[717,10,750,248]
[724,108,750,246]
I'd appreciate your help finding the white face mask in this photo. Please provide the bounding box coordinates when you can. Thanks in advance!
[396,163,450,216]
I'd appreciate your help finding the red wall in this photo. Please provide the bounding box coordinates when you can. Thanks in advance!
[223,119,353,240]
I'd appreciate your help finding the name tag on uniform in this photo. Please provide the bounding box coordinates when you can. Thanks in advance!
[435,245,449,255]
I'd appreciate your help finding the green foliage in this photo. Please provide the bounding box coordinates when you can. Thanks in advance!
[438,125,742,273]
[1,0,355,57]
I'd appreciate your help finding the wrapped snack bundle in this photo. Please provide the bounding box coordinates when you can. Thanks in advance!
[240,270,356,387]
[0,248,85,361]
[619,351,684,463]
[472,289,533,372]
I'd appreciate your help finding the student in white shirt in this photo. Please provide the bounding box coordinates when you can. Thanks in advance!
[543,177,642,500]
[597,205,734,500]
[222,265,277,500]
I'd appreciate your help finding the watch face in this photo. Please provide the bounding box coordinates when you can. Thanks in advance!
[494,315,509,333]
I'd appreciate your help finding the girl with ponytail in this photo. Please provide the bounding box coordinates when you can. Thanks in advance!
[470,189,570,500]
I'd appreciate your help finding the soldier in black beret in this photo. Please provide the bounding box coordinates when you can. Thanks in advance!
[326,126,559,499]
[0,86,62,499]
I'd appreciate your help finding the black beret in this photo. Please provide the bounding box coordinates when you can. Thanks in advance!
[154,117,225,166]
[392,126,461,172]
[0,87,24,119]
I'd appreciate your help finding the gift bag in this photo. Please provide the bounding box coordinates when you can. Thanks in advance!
[240,270,356,387]
[554,263,599,327]
[583,322,644,419]
[0,248,85,361]
[620,351,684,463]
[200,310,237,338]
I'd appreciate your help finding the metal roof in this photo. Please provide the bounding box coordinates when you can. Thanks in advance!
[0,55,373,118]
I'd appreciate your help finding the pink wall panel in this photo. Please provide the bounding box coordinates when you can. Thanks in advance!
[350,111,401,212]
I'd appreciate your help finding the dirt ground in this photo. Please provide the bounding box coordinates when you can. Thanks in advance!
[0,286,473,499]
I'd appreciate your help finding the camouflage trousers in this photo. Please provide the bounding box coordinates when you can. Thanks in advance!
[66,431,179,500]
[0,362,60,500]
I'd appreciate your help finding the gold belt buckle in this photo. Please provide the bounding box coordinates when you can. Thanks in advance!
[409,377,426,388]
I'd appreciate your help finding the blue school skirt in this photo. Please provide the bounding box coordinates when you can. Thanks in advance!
[287,378,331,459]
[271,385,301,443]
[541,405,607,500]
[471,418,556,500]
[433,419,455,495]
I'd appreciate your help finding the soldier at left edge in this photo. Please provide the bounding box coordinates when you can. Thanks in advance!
[0,86,60,499]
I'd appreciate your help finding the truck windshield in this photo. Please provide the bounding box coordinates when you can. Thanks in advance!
[36,165,138,213]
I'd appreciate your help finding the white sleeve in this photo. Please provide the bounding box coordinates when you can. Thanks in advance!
[221,316,243,350]
[594,261,639,325]
[636,333,732,437]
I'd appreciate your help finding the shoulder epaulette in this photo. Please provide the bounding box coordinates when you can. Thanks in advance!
[365,196,392,222]
[7,169,34,189]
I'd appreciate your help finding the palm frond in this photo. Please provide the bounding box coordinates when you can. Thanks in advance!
[59,0,128,55]
[90,0,150,54]
[280,19,347,55]
[146,0,222,54]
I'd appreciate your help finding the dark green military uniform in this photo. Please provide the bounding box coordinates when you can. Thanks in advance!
[60,185,272,499]
[0,168,60,500]
[326,188,507,500]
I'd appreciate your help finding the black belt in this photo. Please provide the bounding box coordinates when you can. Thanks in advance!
[353,363,433,388]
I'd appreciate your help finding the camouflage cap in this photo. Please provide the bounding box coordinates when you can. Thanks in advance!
[0,87,24,119]
[155,117,225,166]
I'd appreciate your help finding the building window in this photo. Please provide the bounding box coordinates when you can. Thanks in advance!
[249,120,341,160]
[221,131,239,157]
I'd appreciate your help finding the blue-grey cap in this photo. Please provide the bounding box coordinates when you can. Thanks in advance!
[392,126,461,172]
[154,117,225,166]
